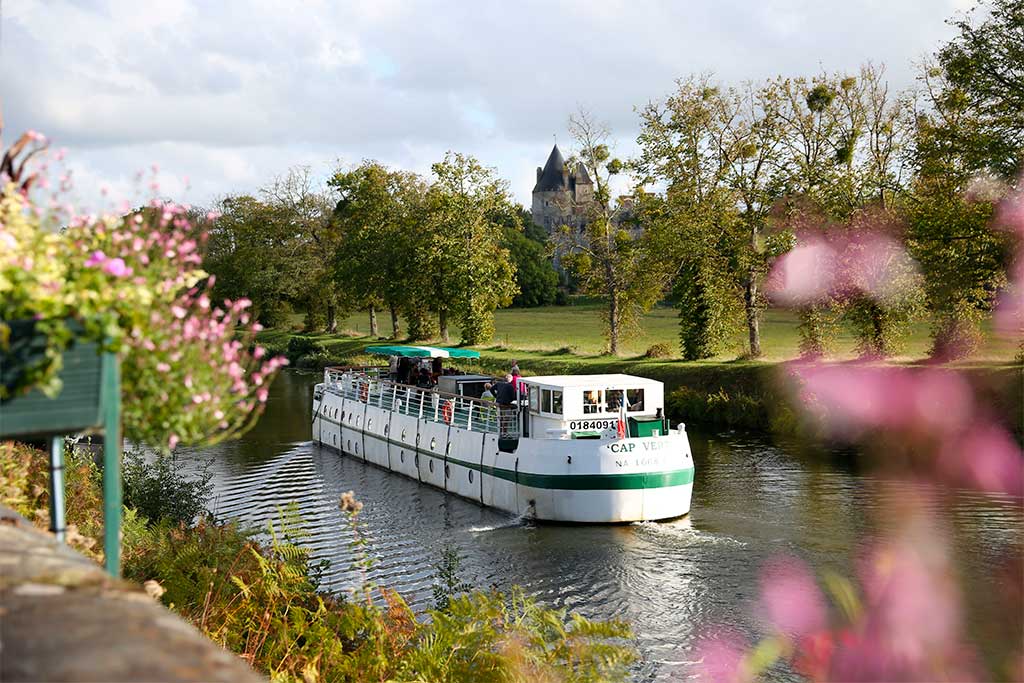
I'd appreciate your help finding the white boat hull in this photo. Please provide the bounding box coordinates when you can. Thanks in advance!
[313,388,694,523]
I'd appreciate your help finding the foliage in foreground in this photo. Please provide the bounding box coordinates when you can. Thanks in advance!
[0,441,636,682]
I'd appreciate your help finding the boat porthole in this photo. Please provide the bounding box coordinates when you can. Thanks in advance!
[445,464,450,479]
[445,443,451,455]
[468,470,474,483]
[400,450,405,463]
[384,424,389,436]
[341,410,345,421]
[430,437,436,450]
[347,439,351,451]
[355,442,360,454]
[402,429,406,440]
[429,459,434,473]
[357,416,362,426]
[368,418,373,430]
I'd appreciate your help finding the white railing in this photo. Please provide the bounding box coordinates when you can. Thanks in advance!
[323,366,520,437]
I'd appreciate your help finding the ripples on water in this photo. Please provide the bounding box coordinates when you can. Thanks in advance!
[180,371,1023,682]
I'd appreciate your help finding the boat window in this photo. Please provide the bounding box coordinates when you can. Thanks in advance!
[541,389,552,413]
[552,390,563,415]
[583,389,602,414]
[529,385,540,412]
[605,389,625,412]
[627,388,645,412]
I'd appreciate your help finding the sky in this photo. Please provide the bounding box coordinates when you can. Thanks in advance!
[2,0,974,211]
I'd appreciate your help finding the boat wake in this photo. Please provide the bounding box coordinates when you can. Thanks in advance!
[467,512,533,533]
[632,518,747,547]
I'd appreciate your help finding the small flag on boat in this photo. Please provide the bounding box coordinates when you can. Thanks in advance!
[617,405,626,439]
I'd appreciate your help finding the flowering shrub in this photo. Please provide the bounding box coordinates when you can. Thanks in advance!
[0,131,285,450]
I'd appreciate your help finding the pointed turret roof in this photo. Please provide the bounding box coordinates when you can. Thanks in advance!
[575,161,592,185]
[533,145,567,192]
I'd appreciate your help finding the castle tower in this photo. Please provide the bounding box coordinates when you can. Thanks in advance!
[531,144,595,234]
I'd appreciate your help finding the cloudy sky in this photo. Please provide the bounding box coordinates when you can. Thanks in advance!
[3,0,971,210]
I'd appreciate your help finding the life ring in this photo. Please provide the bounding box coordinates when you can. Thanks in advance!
[442,399,454,425]
[359,382,369,403]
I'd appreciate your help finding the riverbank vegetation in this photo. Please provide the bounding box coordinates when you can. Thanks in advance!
[0,441,637,682]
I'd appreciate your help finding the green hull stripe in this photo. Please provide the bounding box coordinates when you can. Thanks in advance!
[316,416,695,491]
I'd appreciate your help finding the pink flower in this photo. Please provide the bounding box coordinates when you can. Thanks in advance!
[156,362,171,373]
[758,556,827,637]
[767,236,836,305]
[940,423,1024,497]
[171,305,187,319]
[256,387,269,403]
[85,250,107,267]
[102,257,133,277]
[694,631,747,683]
[168,434,179,450]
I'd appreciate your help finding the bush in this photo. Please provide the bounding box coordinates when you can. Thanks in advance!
[122,449,213,526]
[643,342,673,359]
[285,336,324,363]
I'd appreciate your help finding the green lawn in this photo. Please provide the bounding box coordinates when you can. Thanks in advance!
[322,304,1017,365]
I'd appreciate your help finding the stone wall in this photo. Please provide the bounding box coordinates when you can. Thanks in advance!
[0,505,264,682]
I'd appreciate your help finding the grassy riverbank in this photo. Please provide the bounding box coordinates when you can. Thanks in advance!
[256,306,1022,436]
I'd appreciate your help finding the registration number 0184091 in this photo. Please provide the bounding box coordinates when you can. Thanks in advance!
[568,419,617,431]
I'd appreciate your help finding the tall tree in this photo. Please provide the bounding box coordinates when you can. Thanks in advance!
[635,79,788,358]
[330,161,427,339]
[262,167,340,332]
[425,152,518,344]
[554,109,667,355]
[906,0,1022,358]
[203,195,310,327]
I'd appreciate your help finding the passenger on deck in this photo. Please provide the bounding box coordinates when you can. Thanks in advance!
[397,357,411,385]
[389,355,399,378]
[493,375,516,406]
[480,383,495,401]
[416,367,433,388]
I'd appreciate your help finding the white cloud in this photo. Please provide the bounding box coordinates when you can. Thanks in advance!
[3,0,960,207]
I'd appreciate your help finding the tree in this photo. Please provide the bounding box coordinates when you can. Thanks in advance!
[204,195,310,327]
[262,167,340,332]
[330,161,427,339]
[906,1,1022,358]
[931,0,1024,180]
[635,79,788,358]
[551,109,668,355]
[493,205,558,307]
[424,152,518,344]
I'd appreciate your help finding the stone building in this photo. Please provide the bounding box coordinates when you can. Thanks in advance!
[531,144,596,234]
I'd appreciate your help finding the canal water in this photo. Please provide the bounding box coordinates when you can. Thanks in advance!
[180,370,1022,681]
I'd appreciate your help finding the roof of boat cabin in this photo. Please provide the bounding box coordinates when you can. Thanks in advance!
[519,374,662,389]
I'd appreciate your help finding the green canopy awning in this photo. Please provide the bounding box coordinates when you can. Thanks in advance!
[364,345,480,359]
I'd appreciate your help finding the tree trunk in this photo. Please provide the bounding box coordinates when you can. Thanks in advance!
[368,306,378,337]
[390,304,401,339]
[608,291,619,356]
[439,309,449,343]
[745,277,761,357]
[326,302,337,334]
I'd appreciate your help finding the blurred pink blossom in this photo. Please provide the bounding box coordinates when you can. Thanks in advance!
[102,257,133,277]
[84,250,107,267]
[940,424,1024,497]
[767,235,836,304]
[695,630,747,683]
[757,556,827,637]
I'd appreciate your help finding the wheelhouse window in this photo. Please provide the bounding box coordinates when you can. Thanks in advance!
[538,389,563,415]
[541,389,551,413]
[529,385,540,412]
[551,390,563,415]
[626,388,645,412]
[583,389,602,414]
[605,389,625,412]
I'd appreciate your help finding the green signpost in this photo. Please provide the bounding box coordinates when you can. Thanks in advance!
[0,321,123,577]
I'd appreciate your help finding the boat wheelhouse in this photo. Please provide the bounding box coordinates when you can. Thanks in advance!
[312,346,693,523]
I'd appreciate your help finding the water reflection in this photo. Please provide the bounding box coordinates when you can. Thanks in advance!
[180,370,1022,681]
